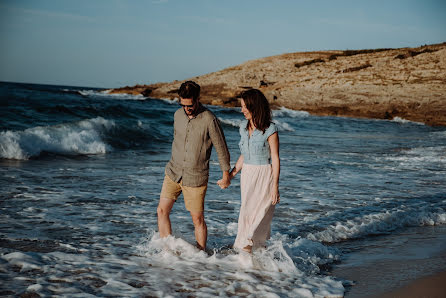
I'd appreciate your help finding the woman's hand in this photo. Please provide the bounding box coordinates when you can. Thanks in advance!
[271,186,280,205]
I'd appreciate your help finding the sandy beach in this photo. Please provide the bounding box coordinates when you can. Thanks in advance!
[108,42,446,126]
[377,270,446,298]
[331,225,446,297]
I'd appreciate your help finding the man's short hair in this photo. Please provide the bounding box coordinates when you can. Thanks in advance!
[179,81,200,101]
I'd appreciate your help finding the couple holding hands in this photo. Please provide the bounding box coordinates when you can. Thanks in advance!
[157,81,280,253]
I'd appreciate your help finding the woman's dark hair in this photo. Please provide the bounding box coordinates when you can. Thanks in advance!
[240,88,272,133]
[178,81,200,101]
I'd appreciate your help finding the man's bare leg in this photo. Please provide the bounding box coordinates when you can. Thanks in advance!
[190,211,207,250]
[157,197,175,237]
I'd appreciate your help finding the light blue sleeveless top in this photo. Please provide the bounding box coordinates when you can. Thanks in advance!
[239,120,278,165]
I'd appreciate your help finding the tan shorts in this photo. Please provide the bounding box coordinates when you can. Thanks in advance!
[160,175,208,212]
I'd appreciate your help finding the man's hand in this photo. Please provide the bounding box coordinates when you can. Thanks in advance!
[217,177,230,189]
[217,171,231,189]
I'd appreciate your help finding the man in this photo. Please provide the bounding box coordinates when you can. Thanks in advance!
[157,80,231,250]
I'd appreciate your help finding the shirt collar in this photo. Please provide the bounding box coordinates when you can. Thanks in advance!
[182,103,205,119]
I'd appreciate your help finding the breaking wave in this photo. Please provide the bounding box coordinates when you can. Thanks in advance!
[392,116,425,125]
[0,117,115,160]
[307,205,446,243]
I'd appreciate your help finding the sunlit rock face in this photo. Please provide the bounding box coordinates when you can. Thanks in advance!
[109,43,446,126]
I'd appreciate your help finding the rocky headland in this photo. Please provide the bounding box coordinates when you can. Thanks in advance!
[109,43,446,126]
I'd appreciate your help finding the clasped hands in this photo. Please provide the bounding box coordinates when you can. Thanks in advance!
[217,177,230,189]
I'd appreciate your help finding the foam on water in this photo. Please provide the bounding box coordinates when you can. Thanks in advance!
[307,205,446,243]
[157,97,179,104]
[82,89,146,100]
[0,117,114,159]
[134,232,344,297]
[381,145,446,170]
[0,231,344,297]
[391,116,425,125]
[273,107,310,118]
[218,117,295,132]
[218,118,243,128]
[274,119,295,131]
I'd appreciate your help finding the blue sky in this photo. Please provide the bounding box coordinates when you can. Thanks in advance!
[1,0,445,88]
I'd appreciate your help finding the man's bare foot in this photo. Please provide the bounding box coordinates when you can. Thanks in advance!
[196,242,206,251]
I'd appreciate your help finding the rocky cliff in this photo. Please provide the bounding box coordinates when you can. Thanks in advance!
[109,43,446,126]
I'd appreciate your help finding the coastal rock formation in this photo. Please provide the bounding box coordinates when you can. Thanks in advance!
[109,43,446,126]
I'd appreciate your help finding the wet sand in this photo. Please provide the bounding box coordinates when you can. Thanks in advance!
[330,225,446,297]
[376,270,446,298]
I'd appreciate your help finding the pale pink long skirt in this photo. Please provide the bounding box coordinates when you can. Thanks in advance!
[233,163,275,250]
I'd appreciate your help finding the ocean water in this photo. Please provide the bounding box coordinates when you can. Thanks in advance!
[0,81,445,297]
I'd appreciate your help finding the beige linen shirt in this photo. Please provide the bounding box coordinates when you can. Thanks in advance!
[165,104,230,187]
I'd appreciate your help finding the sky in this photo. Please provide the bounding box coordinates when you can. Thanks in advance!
[1,0,445,88]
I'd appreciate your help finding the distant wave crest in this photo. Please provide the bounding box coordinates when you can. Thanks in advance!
[392,116,425,125]
[81,90,146,100]
[218,118,243,128]
[273,107,310,118]
[218,117,295,131]
[0,117,115,160]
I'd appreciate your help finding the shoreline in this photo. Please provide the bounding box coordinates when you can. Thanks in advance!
[330,225,446,297]
[376,270,446,298]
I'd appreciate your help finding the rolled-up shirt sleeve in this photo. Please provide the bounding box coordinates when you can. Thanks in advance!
[209,117,231,172]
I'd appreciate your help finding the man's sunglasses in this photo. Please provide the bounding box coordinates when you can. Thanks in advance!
[179,103,195,108]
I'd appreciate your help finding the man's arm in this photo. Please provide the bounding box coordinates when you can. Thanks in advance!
[217,170,230,189]
[209,117,231,189]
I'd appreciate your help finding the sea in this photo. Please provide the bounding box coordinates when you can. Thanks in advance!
[0,81,445,297]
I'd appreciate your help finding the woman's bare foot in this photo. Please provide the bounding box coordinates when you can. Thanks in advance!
[242,245,252,253]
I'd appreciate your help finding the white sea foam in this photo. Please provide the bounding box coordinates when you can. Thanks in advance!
[218,118,243,128]
[81,89,146,100]
[431,131,446,138]
[218,118,295,131]
[26,284,43,293]
[383,146,446,169]
[134,232,345,297]
[273,107,310,118]
[392,116,425,125]
[157,97,178,104]
[226,222,238,236]
[307,207,446,243]
[0,117,114,160]
[274,120,295,131]
[2,252,41,272]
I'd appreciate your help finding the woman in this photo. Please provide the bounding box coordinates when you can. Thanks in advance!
[230,88,280,253]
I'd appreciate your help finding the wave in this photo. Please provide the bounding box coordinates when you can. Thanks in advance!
[217,106,305,131]
[274,120,295,131]
[391,116,425,125]
[218,118,295,132]
[137,232,344,297]
[431,131,446,139]
[218,118,243,128]
[81,89,146,100]
[382,146,446,169]
[306,205,446,243]
[0,117,115,160]
[157,97,178,104]
[273,107,310,118]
